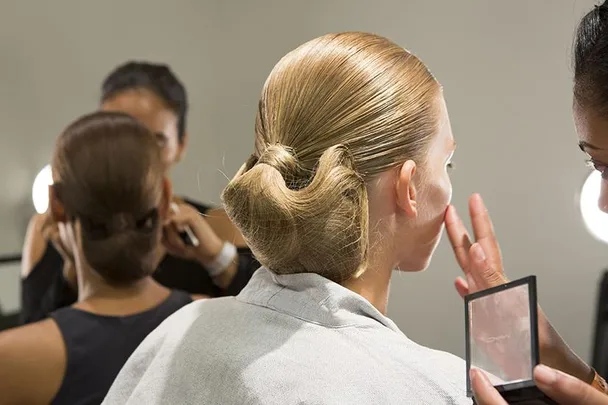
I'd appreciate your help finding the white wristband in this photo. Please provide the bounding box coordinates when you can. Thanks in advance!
[206,242,237,277]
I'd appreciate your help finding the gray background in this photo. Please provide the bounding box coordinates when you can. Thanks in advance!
[0,0,602,362]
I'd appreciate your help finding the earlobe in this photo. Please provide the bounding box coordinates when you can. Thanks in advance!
[395,161,418,218]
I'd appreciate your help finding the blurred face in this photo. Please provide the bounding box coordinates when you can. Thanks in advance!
[574,103,608,213]
[101,88,184,167]
[396,95,456,271]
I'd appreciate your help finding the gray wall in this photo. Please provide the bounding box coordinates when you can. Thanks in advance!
[0,0,603,363]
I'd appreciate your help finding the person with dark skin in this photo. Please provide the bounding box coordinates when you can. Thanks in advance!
[447,2,608,403]
[20,62,257,324]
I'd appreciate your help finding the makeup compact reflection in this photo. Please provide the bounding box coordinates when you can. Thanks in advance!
[465,276,556,404]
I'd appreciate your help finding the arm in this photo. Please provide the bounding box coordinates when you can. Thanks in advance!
[0,320,66,404]
[204,208,260,292]
[22,212,77,288]
[204,208,247,247]
[21,213,50,278]
[20,215,77,324]
[164,203,258,291]
[445,194,592,384]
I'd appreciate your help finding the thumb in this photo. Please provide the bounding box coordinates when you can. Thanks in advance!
[470,369,508,405]
[469,243,505,289]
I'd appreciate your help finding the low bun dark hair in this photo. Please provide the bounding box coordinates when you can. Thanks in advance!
[52,111,165,286]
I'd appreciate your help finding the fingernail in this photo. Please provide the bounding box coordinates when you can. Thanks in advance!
[471,243,486,261]
[470,368,478,384]
[470,369,490,388]
[534,365,557,386]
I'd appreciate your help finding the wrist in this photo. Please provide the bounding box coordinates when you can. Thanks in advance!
[538,311,593,383]
[195,237,224,266]
[541,340,593,383]
[200,241,238,278]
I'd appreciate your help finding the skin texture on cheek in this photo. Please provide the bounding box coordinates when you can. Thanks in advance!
[402,96,454,270]
[573,104,608,211]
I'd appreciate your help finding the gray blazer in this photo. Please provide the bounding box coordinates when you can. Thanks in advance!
[104,268,470,404]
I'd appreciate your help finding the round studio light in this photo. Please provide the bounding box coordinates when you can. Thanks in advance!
[32,164,53,214]
[580,170,608,244]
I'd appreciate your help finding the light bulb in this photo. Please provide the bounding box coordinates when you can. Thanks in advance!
[32,164,53,214]
[580,170,608,244]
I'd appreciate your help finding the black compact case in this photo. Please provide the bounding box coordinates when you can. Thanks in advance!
[465,276,557,404]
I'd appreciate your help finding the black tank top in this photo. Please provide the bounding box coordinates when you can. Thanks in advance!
[49,290,192,405]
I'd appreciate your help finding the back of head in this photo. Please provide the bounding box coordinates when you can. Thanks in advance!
[101,61,188,141]
[574,1,608,113]
[52,111,165,285]
[222,32,440,284]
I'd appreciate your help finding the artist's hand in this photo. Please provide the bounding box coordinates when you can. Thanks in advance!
[41,214,77,287]
[162,202,223,266]
[471,366,608,405]
[41,214,74,262]
[445,194,528,379]
[445,194,592,383]
[444,193,506,296]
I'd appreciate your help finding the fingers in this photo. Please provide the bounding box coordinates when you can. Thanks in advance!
[163,225,187,254]
[468,243,506,289]
[470,369,508,405]
[534,365,608,404]
[445,205,472,271]
[469,194,498,249]
[169,203,201,224]
[454,277,469,298]
[57,222,77,258]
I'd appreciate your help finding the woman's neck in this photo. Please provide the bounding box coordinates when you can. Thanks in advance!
[343,232,397,315]
[344,262,393,315]
[74,267,170,316]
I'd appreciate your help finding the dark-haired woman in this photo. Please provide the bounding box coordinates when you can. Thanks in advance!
[0,112,204,405]
[20,61,259,324]
[452,2,608,403]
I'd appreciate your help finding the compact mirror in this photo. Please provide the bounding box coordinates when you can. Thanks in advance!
[465,276,557,404]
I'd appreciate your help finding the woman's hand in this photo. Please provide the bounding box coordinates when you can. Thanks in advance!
[471,366,608,405]
[40,214,78,288]
[162,202,224,267]
[445,194,593,383]
[444,193,506,297]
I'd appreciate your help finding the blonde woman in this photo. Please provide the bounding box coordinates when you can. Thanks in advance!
[104,32,466,404]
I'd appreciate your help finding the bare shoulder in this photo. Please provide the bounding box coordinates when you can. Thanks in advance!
[21,213,51,278]
[204,207,247,247]
[0,319,66,404]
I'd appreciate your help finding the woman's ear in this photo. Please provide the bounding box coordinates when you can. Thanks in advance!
[395,160,418,218]
[158,178,173,220]
[49,184,67,223]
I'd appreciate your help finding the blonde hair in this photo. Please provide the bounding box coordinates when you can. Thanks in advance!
[222,32,440,283]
